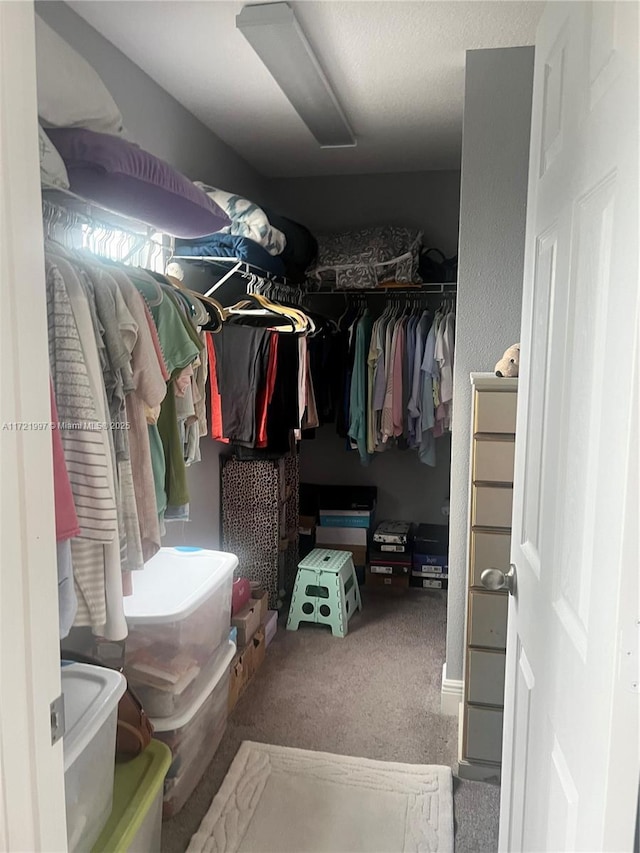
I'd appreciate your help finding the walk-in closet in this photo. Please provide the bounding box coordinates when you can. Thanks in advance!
[4,1,542,851]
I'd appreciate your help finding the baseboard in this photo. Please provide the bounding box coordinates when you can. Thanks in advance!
[440,662,464,716]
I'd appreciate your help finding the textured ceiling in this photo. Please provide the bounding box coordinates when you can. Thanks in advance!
[68,1,543,177]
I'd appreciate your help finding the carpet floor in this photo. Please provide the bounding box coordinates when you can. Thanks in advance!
[161,590,500,853]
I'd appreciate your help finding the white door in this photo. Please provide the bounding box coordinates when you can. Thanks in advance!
[499,1,639,851]
[0,2,68,849]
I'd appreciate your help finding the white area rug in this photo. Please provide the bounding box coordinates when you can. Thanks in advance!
[188,741,454,853]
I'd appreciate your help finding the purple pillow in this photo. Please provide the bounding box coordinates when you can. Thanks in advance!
[47,128,230,238]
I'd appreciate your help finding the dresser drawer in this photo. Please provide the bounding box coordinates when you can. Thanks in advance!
[467,649,506,706]
[468,590,508,649]
[473,438,515,483]
[470,530,512,587]
[474,390,517,434]
[463,706,504,764]
[472,486,513,528]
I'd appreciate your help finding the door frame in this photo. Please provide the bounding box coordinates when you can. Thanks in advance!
[0,2,68,849]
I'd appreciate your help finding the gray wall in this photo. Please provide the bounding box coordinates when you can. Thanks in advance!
[301,430,452,524]
[445,46,534,682]
[35,1,267,552]
[35,1,266,199]
[273,171,461,256]
[270,170,461,526]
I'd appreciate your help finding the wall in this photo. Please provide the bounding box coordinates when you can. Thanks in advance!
[271,169,461,526]
[34,1,266,199]
[35,1,267,551]
[300,430,451,523]
[445,46,534,684]
[273,170,461,256]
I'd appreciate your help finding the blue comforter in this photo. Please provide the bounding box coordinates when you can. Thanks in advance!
[175,233,286,277]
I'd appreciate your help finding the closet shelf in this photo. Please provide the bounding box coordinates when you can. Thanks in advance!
[42,186,163,237]
[307,283,457,295]
[171,254,291,294]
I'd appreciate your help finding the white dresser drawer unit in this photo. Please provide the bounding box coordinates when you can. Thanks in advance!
[460,374,517,782]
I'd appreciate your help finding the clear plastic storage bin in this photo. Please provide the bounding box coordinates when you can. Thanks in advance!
[61,663,127,853]
[151,640,236,818]
[91,740,172,853]
[124,547,237,717]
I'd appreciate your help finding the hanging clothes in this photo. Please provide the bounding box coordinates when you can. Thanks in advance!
[44,232,211,640]
[308,292,455,467]
[348,309,373,464]
[50,381,79,638]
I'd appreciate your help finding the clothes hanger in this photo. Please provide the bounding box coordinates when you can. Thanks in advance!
[165,274,227,330]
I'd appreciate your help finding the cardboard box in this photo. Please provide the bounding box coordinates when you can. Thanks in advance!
[251,589,269,625]
[413,552,448,571]
[412,568,449,579]
[370,548,412,565]
[369,562,411,576]
[300,483,377,513]
[228,646,250,713]
[410,576,448,590]
[366,568,409,593]
[414,523,448,555]
[316,526,368,547]
[378,543,409,553]
[246,628,266,680]
[265,610,278,647]
[299,514,317,535]
[373,521,413,545]
[318,510,373,529]
[317,543,367,567]
[231,600,261,648]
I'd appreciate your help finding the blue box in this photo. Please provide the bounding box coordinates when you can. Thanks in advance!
[413,552,448,573]
[319,511,373,529]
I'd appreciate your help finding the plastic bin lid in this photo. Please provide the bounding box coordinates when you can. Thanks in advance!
[91,739,172,853]
[61,663,127,771]
[151,640,236,733]
[124,547,238,624]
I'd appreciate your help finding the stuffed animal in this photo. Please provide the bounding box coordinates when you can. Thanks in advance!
[495,344,520,378]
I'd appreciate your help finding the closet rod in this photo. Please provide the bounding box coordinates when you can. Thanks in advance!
[42,186,159,236]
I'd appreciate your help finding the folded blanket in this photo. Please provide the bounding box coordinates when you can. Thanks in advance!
[176,233,286,278]
[195,182,287,256]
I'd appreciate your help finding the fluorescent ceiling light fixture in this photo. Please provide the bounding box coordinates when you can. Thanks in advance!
[236,3,356,148]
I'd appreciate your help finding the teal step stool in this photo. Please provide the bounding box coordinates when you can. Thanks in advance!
[287,548,362,637]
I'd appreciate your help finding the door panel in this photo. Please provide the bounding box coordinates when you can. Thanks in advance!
[500,3,639,851]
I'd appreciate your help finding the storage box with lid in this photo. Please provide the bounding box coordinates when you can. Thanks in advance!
[152,640,236,818]
[61,662,127,853]
[92,740,171,853]
[123,547,237,718]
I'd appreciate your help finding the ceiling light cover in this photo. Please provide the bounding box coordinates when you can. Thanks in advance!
[236,2,356,148]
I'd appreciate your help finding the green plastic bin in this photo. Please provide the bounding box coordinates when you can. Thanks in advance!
[92,740,171,853]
